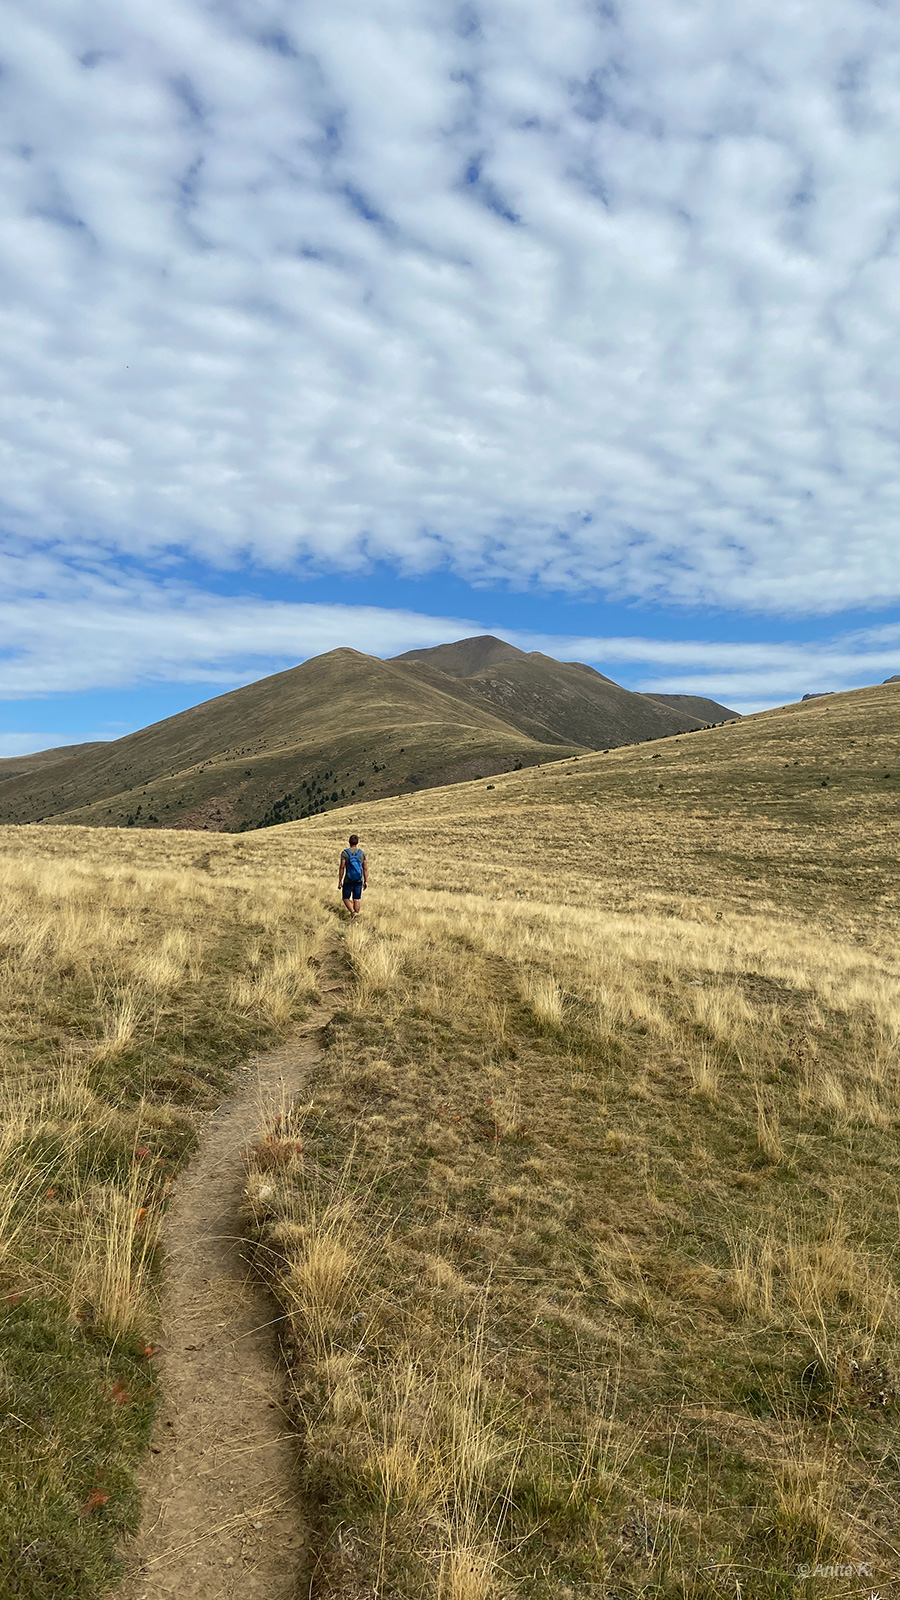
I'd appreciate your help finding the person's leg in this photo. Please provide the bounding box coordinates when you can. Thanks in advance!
[342,894,354,917]
[352,894,362,915]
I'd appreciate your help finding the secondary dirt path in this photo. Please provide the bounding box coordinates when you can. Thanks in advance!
[117,997,334,1600]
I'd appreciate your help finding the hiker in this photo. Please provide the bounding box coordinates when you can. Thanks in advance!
[339,834,367,915]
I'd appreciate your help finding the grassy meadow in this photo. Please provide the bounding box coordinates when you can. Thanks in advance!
[3,680,900,1598]
[242,683,900,1599]
[0,828,323,1599]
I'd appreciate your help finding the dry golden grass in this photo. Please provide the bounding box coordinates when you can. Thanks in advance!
[236,693,900,1596]
[68,1160,162,1337]
[242,871,900,1591]
[243,1134,519,1600]
[7,683,900,1598]
[0,826,325,1599]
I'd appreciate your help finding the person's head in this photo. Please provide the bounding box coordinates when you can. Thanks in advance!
[349,834,359,847]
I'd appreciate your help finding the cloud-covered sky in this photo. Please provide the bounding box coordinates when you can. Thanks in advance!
[3,0,900,750]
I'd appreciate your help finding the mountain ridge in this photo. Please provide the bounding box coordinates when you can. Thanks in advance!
[0,637,734,833]
[392,637,728,750]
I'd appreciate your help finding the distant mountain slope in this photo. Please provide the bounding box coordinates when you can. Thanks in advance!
[282,677,900,927]
[643,692,736,722]
[0,637,736,834]
[394,637,710,748]
[394,635,524,677]
[0,649,583,832]
[0,742,106,783]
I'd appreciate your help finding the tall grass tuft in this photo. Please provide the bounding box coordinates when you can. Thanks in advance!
[0,830,327,1598]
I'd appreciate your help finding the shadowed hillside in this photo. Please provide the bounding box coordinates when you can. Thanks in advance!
[394,635,718,749]
[644,689,736,722]
[0,742,106,783]
[0,638,723,834]
[394,634,526,676]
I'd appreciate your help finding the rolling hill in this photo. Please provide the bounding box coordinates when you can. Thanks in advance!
[284,674,897,926]
[235,675,900,1597]
[0,637,727,833]
[643,689,735,722]
[0,741,105,783]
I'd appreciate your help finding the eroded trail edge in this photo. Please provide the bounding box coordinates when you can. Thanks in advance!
[117,1008,332,1600]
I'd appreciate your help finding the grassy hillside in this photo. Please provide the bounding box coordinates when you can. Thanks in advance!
[3,680,899,1598]
[644,691,736,722]
[295,677,895,927]
[0,649,582,835]
[0,638,721,835]
[395,636,715,748]
[0,742,106,783]
[395,634,528,676]
[237,681,900,1597]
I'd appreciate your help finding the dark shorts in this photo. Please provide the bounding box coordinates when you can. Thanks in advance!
[342,881,364,899]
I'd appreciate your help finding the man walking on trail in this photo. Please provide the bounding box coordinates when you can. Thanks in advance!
[339,834,367,915]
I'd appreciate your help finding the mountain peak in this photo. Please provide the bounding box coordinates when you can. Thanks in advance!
[392,634,525,678]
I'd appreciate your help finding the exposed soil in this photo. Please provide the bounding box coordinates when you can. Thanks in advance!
[117,1000,334,1599]
[170,794,240,832]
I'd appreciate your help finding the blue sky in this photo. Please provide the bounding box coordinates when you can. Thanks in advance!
[3,0,900,756]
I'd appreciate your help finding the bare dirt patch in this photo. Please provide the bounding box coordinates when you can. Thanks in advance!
[170,794,239,832]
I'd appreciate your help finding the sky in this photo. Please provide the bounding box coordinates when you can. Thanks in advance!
[3,0,900,756]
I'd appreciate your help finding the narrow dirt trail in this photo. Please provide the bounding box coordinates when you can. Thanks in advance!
[117,991,335,1600]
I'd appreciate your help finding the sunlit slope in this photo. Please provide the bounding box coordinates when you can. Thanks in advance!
[0,636,729,834]
[265,679,900,928]
[230,679,900,1594]
[0,649,582,832]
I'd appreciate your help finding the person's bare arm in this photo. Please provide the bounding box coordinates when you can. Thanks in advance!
[338,854,345,888]
[363,856,368,888]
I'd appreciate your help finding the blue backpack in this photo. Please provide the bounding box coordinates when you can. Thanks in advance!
[344,847,364,885]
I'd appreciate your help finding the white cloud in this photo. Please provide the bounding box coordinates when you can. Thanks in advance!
[2,574,899,714]
[2,1,900,609]
[0,574,483,696]
[517,628,900,711]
